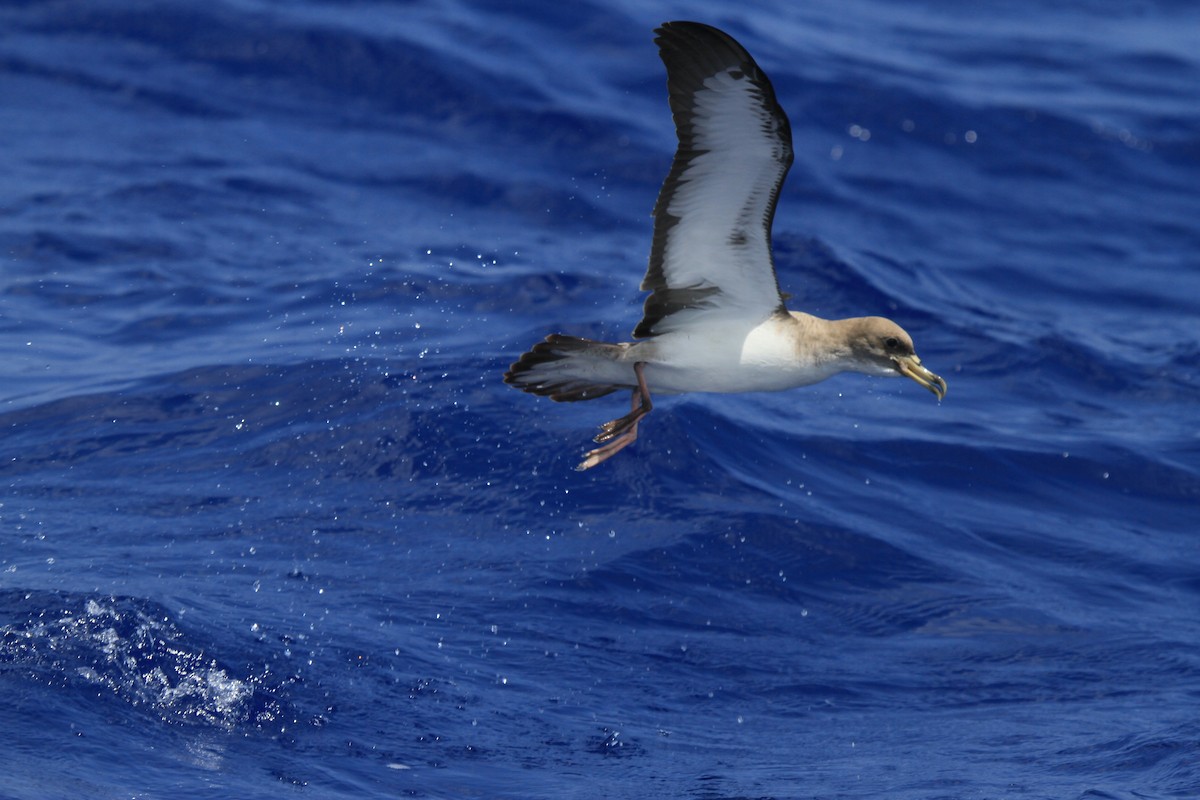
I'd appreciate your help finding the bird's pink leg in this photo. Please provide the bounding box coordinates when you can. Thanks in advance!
[577,362,653,470]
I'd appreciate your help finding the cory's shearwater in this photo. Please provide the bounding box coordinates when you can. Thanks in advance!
[505,21,947,470]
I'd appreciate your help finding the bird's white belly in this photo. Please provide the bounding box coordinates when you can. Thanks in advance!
[630,316,835,395]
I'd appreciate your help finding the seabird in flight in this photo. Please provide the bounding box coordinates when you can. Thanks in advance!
[505,21,946,470]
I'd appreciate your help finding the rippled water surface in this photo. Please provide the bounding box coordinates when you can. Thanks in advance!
[2,1,1198,798]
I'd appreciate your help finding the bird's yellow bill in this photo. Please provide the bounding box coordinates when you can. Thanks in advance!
[895,355,947,400]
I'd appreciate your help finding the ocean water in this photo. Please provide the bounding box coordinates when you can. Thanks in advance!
[1,1,1197,798]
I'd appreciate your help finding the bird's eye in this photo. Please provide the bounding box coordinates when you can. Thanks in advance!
[884,336,900,349]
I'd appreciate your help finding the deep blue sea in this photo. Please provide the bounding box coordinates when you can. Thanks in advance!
[2,1,1198,798]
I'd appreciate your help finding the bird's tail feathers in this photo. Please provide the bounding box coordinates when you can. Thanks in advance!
[503,335,630,402]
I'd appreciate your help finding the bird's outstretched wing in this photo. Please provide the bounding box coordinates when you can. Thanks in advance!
[635,21,794,339]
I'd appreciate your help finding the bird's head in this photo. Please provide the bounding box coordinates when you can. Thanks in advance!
[847,317,947,400]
